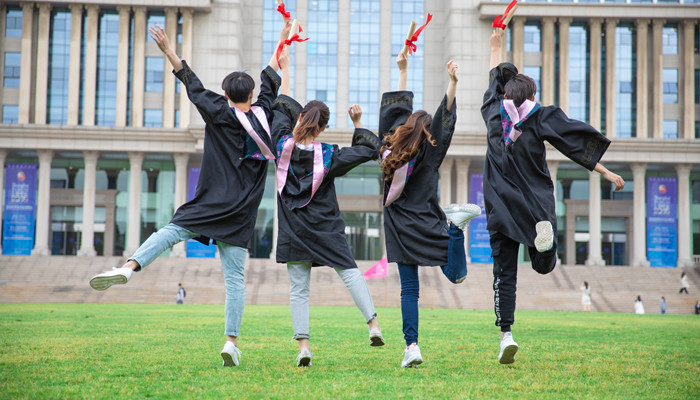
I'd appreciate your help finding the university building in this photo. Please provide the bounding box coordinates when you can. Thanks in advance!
[0,0,698,267]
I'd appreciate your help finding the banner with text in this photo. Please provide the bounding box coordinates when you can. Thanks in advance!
[3,163,37,255]
[186,167,216,258]
[646,176,677,267]
[469,173,493,263]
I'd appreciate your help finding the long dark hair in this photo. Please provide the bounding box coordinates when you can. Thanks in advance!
[293,100,329,143]
[380,110,435,181]
[584,281,589,290]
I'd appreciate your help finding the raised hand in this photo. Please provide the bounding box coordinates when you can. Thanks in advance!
[279,19,292,42]
[348,105,363,129]
[396,51,408,72]
[490,29,504,51]
[149,25,171,54]
[603,170,625,191]
[447,59,458,83]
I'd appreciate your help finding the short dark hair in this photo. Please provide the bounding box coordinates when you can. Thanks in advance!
[504,74,537,108]
[221,71,255,103]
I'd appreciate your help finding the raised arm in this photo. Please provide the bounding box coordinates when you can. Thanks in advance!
[349,104,363,129]
[279,46,291,97]
[397,52,408,91]
[445,60,458,111]
[267,20,292,72]
[150,25,182,72]
[594,163,625,191]
[489,29,504,70]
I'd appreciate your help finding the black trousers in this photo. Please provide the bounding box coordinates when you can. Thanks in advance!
[490,231,557,332]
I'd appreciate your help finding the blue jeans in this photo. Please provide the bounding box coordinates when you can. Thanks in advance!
[129,223,248,337]
[398,224,466,345]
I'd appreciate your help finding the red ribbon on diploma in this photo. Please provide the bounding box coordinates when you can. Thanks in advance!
[276,33,309,64]
[404,13,433,55]
[277,3,291,20]
[492,0,518,30]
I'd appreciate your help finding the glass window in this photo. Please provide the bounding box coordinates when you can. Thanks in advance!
[96,11,120,126]
[145,57,163,92]
[663,68,678,104]
[47,10,72,125]
[569,25,588,123]
[146,12,165,42]
[663,120,677,139]
[522,66,541,102]
[662,26,677,54]
[391,0,425,110]
[692,181,700,204]
[175,109,180,128]
[144,109,162,127]
[695,69,699,104]
[524,23,541,53]
[3,52,21,88]
[306,1,338,127]
[262,0,296,97]
[2,105,18,123]
[177,15,183,44]
[5,7,22,37]
[348,0,380,129]
[615,26,635,137]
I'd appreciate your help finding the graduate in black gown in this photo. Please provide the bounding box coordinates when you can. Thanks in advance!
[89,22,292,367]
[271,46,385,367]
[483,29,625,365]
[378,51,481,368]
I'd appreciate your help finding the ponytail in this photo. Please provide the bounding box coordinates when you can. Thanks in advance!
[294,100,329,143]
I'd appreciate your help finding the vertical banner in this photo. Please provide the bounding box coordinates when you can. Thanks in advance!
[186,167,216,258]
[646,177,677,267]
[469,173,493,263]
[3,164,37,255]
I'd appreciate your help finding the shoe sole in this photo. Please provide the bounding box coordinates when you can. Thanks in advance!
[402,357,423,368]
[89,274,127,291]
[499,344,518,365]
[534,222,553,253]
[370,335,385,347]
[297,356,311,367]
[221,352,239,367]
[455,275,466,284]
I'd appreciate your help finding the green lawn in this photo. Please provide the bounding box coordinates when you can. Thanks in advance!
[0,304,698,399]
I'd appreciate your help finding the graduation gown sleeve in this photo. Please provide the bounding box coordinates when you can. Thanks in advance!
[253,66,282,122]
[174,60,230,125]
[327,129,381,178]
[426,95,457,168]
[378,91,414,137]
[271,94,303,145]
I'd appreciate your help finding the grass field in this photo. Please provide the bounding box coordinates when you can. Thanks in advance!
[1,303,698,399]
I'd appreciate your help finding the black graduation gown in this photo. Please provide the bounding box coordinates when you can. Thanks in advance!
[271,95,382,269]
[169,61,281,247]
[379,91,457,266]
[481,63,611,247]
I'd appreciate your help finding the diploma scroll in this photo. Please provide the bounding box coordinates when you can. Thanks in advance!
[401,21,417,55]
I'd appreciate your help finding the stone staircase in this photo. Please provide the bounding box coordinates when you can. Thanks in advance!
[0,255,697,314]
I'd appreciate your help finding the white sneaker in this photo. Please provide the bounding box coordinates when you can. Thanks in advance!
[401,343,423,368]
[89,267,133,291]
[443,203,482,230]
[221,341,242,367]
[369,327,385,347]
[498,332,518,364]
[296,348,312,367]
[534,221,554,252]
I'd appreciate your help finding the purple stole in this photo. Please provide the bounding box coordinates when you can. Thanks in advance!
[233,106,276,160]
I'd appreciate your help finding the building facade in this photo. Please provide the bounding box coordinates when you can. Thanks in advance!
[0,0,698,267]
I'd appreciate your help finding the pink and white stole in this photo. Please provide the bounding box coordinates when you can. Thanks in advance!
[232,106,276,160]
[382,149,409,207]
[276,138,324,208]
[501,99,538,148]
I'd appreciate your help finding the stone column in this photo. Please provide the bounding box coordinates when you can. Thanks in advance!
[681,20,696,139]
[676,164,693,267]
[511,17,525,71]
[79,151,99,256]
[439,158,454,207]
[171,153,189,257]
[586,171,605,266]
[294,0,308,104]
[131,7,146,127]
[605,19,618,138]
[32,150,53,255]
[162,8,178,128]
[378,0,392,94]
[455,159,471,261]
[18,3,34,124]
[651,19,664,139]
[33,3,52,124]
[336,0,350,128]
[635,19,649,138]
[558,18,572,114]
[588,18,602,131]
[0,149,7,254]
[541,17,556,106]
[124,152,144,257]
[67,4,83,125]
[630,163,649,267]
[83,5,100,126]
[179,8,194,128]
[115,6,131,127]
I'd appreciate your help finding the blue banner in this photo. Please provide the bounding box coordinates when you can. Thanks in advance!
[186,167,216,258]
[646,177,677,267]
[3,163,37,255]
[468,173,493,263]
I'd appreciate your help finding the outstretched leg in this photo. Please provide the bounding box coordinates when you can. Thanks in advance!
[440,223,467,284]
[335,267,384,346]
